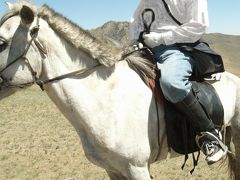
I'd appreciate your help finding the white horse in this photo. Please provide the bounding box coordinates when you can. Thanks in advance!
[0,2,240,179]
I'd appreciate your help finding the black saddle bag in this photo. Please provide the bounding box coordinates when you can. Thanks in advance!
[177,41,225,79]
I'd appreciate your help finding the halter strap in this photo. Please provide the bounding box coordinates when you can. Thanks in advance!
[0,15,47,89]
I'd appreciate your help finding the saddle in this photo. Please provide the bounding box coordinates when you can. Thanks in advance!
[164,81,224,154]
[149,75,224,155]
[140,48,225,155]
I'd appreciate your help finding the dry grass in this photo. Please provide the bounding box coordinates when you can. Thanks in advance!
[0,86,231,179]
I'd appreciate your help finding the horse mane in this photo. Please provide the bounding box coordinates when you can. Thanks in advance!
[125,49,156,83]
[38,5,123,67]
[37,5,156,83]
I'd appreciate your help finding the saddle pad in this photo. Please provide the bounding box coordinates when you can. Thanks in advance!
[165,81,224,154]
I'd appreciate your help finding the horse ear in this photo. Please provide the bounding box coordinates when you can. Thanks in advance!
[20,5,35,25]
[5,2,13,9]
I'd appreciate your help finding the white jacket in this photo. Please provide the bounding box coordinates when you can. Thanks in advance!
[129,0,209,45]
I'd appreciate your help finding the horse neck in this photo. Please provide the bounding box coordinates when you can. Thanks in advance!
[37,20,120,126]
[38,20,97,80]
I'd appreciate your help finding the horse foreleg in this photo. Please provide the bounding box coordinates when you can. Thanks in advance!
[126,165,151,180]
[106,171,127,180]
[106,166,151,180]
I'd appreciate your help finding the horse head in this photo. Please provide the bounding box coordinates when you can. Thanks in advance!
[0,2,44,98]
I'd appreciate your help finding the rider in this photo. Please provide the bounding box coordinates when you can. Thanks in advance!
[130,0,228,164]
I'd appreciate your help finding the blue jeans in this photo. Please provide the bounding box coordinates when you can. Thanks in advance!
[152,45,195,103]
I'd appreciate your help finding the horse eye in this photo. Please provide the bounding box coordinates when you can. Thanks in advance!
[0,37,8,51]
[0,40,5,46]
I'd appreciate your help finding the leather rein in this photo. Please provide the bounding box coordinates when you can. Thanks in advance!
[0,14,104,91]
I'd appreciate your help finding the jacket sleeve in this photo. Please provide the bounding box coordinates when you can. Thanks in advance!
[129,0,145,44]
[162,0,209,45]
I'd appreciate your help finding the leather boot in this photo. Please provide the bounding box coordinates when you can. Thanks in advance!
[174,89,215,134]
[174,89,228,164]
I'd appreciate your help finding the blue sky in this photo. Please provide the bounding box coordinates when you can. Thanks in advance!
[1,0,240,35]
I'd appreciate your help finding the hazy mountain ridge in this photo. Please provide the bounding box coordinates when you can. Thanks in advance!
[90,21,130,47]
[90,21,240,76]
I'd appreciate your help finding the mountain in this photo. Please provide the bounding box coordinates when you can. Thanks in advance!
[90,21,240,76]
[90,21,129,46]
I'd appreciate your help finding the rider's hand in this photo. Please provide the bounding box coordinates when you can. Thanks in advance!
[143,32,164,48]
[133,43,144,50]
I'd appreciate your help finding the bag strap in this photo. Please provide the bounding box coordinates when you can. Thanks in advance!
[162,0,182,26]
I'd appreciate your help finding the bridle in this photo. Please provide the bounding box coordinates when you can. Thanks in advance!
[0,15,47,89]
[0,14,103,91]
